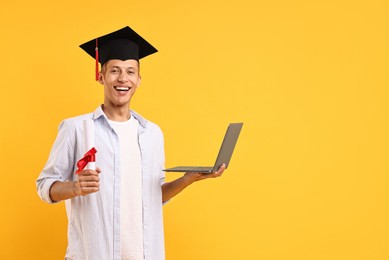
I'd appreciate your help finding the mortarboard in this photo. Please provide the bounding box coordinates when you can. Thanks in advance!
[79,26,158,80]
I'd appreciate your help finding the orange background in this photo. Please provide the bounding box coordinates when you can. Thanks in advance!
[1,1,389,259]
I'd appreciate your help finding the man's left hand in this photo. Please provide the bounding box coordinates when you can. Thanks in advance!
[183,164,226,184]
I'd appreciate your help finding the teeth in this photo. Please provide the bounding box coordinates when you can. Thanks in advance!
[115,86,130,91]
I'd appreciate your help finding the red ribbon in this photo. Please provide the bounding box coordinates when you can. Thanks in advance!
[95,38,99,81]
[76,147,97,174]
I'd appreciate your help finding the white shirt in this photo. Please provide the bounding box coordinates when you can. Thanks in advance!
[36,106,166,260]
[108,117,143,260]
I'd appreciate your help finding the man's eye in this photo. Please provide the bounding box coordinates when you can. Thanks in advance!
[111,70,119,73]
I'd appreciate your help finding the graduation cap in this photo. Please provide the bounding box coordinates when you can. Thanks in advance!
[79,26,158,80]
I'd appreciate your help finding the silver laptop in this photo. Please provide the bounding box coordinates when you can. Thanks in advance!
[163,123,243,173]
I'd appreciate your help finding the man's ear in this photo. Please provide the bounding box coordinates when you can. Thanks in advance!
[98,73,104,84]
[137,75,142,87]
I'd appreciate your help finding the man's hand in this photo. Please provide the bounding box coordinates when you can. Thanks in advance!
[183,164,226,185]
[161,164,226,203]
[49,167,102,202]
[75,167,101,196]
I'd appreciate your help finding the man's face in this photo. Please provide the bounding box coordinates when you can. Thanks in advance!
[99,59,141,109]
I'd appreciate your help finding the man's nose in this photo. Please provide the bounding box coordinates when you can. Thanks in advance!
[117,72,128,82]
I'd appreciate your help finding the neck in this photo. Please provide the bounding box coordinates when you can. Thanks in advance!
[101,104,131,122]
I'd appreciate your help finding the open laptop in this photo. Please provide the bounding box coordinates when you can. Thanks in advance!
[163,123,243,173]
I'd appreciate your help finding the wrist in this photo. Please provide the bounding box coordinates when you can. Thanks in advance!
[182,174,195,186]
[72,181,81,197]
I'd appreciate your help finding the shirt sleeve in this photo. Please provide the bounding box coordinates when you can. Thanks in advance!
[158,128,171,205]
[36,120,76,204]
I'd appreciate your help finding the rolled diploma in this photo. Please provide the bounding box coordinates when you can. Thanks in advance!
[83,119,95,170]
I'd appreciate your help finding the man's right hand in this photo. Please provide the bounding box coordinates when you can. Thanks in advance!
[49,167,101,202]
[75,167,101,196]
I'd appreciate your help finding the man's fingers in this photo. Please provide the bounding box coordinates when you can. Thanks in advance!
[79,179,100,187]
[212,164,226,176]
[79,169,100,176]
[79,174,100,182]
[80,187,100,195]
[78,181,100,195]
[76,168,101,196]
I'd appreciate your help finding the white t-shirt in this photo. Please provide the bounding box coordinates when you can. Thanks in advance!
[109,116,143,260]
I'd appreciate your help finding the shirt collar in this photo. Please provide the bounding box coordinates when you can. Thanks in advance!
[92,105,148,128]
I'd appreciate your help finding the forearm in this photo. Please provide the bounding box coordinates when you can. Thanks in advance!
[50,168,101,202]
[161,176,194,203]
[161,165,226,203]
[49,181,79,202]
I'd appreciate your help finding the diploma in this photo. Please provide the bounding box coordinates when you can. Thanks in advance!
[75,119,97,174]
[83,119,96,170]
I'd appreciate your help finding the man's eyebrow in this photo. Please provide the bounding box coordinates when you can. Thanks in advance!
[109,65,137,70]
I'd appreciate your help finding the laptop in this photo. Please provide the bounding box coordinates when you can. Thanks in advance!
[163,123,243,173]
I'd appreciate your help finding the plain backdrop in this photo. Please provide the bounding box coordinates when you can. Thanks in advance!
[1,0,389,259]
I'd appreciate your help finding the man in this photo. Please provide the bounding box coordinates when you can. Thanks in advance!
[36,26,225,260]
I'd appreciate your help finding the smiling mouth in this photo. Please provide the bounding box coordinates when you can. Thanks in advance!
[114,86,130,91]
